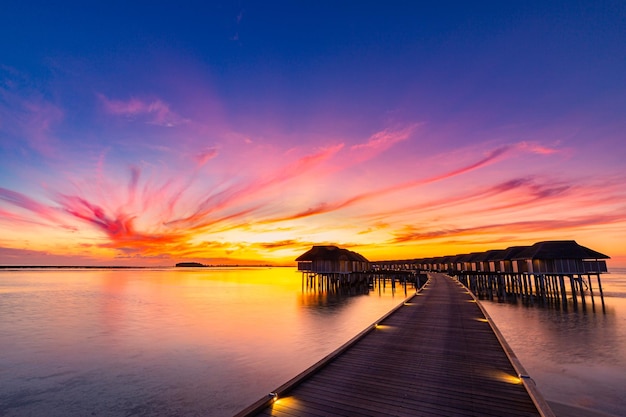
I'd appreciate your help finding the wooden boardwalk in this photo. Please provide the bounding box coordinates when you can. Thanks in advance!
[237,273,553,417]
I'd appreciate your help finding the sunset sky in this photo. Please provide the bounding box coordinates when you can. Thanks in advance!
[1,1,625,266]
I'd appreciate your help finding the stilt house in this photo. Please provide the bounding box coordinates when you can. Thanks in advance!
[512,240,609,274]
[296,246,370,274]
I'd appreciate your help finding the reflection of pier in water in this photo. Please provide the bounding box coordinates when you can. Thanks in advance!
[300,269,425,296]
[237,273,553,417]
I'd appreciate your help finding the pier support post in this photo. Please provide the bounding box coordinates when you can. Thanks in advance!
[559,275,567,310]
[586,274,596,309]
[578,275,587,310]
[569,276,578,310]
[596,274,606,312]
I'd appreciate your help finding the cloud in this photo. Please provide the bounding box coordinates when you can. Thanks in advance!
[365,176,573,221]
[97,94,187,127]
[351,124,417,151]
[259,144,515,224]
[349,124,418,163]
[516,141,561,155]
[0,246,101,266]
[257,240,300,249]
[0,187,61,224]
[391,213,626,244]
[167,144,344,229]
[0,69,64,157]
[195,148,219,166]
[58,194,137,239]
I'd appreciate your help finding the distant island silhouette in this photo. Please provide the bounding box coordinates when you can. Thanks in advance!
[175,262,277,268]
[0,265,145,269]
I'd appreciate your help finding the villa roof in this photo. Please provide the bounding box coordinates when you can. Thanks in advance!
[295,246,369,262]
[473,249,506,262]
[512,241,609,260]
[490,246,529,261]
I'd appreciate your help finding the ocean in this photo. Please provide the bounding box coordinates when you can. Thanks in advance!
[481,267,626,417]
[0,267,409,416]
[1,266,624,416]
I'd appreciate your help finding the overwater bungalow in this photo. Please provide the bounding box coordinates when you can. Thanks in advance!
[512,240,609,274]
[296,245,369,274]
[491,246,529,274]
[296,245,371,291]
[369,239,610,310]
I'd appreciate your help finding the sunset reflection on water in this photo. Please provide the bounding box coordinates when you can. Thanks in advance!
[0,267,407,416]
[481,269,626,416]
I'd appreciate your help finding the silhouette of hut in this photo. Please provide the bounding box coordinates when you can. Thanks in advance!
[296,246,370,274]
[490,246,529,273]
[512,240,609,274]
[472,250,506,272]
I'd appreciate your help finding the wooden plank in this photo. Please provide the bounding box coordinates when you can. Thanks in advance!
[238,273,554,417]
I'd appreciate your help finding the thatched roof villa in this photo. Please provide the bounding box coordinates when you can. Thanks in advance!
[296,245,370,274]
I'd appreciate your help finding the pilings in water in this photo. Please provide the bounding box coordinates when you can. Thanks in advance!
[301,270,423,294]
[301,271,372,292]
[456,271,606,311]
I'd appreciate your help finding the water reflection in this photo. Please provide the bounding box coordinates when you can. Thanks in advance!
[481,271,626,415]
[0,267,407,417]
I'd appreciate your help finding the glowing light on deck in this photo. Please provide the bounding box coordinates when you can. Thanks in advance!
[487,370,523,384]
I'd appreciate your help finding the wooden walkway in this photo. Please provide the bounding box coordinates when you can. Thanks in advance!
[237,273,553,417]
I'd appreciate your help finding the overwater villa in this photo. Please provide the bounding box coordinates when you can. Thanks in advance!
[371,240,610,310]
[296,245,370,274]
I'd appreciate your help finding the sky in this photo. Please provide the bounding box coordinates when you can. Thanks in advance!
[1,1,625,266]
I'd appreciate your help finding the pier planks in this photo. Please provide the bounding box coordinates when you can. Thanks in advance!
[240,273,551,417]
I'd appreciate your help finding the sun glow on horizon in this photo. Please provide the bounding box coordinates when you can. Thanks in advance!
[1,3,625,267]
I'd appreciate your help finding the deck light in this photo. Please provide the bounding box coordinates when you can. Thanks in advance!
[490,370,523,384]
[269,392,278,402]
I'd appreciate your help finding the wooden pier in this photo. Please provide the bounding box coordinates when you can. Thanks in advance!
[236,273,553,417]
[373,240,610,312]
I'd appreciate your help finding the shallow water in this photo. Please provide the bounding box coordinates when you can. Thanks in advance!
[481,268,626,416]
[0,267,410,416]
[3,266,625,416]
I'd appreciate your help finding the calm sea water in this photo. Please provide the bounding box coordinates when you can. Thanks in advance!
[481,268,626,417]
[0,267,411,416]
[2,267,625,416]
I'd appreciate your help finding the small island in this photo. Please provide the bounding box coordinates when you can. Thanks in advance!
[175,262,205,267]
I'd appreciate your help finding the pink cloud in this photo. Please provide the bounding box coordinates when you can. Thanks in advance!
[351,124,417,151]
[195,148,219,166]
[97,94,186,127]
[0,187,61,224]
[260,144,514,223]
[59,195,135,239]
[391,212,626,244]
[516,141,561,155]
[349,124,418,163]
[169,143,344,228]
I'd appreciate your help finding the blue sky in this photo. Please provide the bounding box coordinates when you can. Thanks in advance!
[1,1,625,265]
